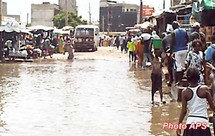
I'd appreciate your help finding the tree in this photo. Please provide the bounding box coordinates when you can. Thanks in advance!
[53,10,88,29]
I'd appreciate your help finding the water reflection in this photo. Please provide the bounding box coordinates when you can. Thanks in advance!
[0,59,183,136]
[0,60,151,135]
[131,63,183,136]
[150,103,181,136]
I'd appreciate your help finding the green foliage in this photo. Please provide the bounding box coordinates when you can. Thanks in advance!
[53,10,88,29]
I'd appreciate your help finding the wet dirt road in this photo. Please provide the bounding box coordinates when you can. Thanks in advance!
[0,47,185,136]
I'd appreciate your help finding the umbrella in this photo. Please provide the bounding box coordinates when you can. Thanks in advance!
[134,24,142,28]
[19,28,32,34]
[128,29,140,32]
[53,29,70,35]
[62,26,74,31]
[141,33,152,41]
[0,26,20,33]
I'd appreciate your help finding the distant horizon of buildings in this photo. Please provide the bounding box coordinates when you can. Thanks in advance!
[1,0,78,27]
[99,0,194,32]
[2,0,192,29]
[31,0,77,27]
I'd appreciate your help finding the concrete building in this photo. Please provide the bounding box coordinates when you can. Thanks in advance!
[171,0,193,6]
[100,0,139,32]
[2,2,7,16]
[171,0,181,6]
[0,2,21,26]
[6,15,20,22]
[31,2,59,27]
[59,0,77,14]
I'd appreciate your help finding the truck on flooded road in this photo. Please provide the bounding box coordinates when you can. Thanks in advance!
[73,25,99,52]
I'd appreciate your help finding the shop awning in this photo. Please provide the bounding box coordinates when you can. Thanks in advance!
[27,25,54,31]
[202,0,215,9]
[0,26,20,33]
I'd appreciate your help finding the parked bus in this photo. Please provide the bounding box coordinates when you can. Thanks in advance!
[73,25,99,52]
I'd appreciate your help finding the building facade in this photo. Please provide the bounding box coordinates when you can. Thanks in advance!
[100,1,139,32]
[31,2,59,27]
[172,0,181,6]
[171,0,193,6]
[2,2,7,16]
[58,0,77,14]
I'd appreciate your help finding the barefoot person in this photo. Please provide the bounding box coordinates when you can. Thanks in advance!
[151,49,165,104]
[177,67,215,136]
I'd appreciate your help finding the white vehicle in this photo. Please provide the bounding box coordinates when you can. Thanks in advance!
[74,25,99,52]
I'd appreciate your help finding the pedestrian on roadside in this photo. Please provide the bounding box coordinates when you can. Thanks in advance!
[162,31,174,86]
[115,36,120,49]
[135,36,144,67]
[176,67,215,136]
[142,33,152,69]
[151,49,165,104]
[190,22,206,51]
[132,35,137,63]
[205,35,215,63]
[52,35,58,48]
[124,35,129,53]
[119,35,125,53]
[185,39,204,84]
[170,21,189,86]
[127,38,136,63]
[204,35,215,85]
[205,51,215,133]
[58,35,64,53]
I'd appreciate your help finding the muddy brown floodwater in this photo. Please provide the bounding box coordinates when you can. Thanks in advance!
[0,47,212,136]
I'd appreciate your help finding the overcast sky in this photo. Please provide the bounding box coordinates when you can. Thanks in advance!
[3,0,166,23]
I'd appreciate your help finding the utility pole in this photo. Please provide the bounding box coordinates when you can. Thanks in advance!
[163,0,166,9]
[163,0,165,9]
[171,0,174,7]
[0,0,2,61]
[107,0,117,36]
[0,0,2,26]
[139,0,143,24]
[65,0,68,26]
[107,3,110,36]
[102,16,105,34]
[89,3,92,24]
[26,13,29,27]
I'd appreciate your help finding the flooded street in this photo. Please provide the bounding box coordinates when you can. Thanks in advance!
[0,47,182,136]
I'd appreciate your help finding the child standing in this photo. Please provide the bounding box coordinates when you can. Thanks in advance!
[151,49,165,104]
[185,40,204,84]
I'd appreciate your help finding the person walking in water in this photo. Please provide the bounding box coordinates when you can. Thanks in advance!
[119,35,126,53]
[142,35,152,69]
[135,36,144,67]
[127,37,136,63]
[185,40,204,84]
[151,49,165,104]
[177,67,215,136]
[170,21,189,86]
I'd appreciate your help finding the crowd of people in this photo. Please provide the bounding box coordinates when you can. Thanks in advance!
[3,31,74,60]
[108,21,215,135]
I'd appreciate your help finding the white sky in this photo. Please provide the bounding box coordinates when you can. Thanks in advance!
[3,0,166,23]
